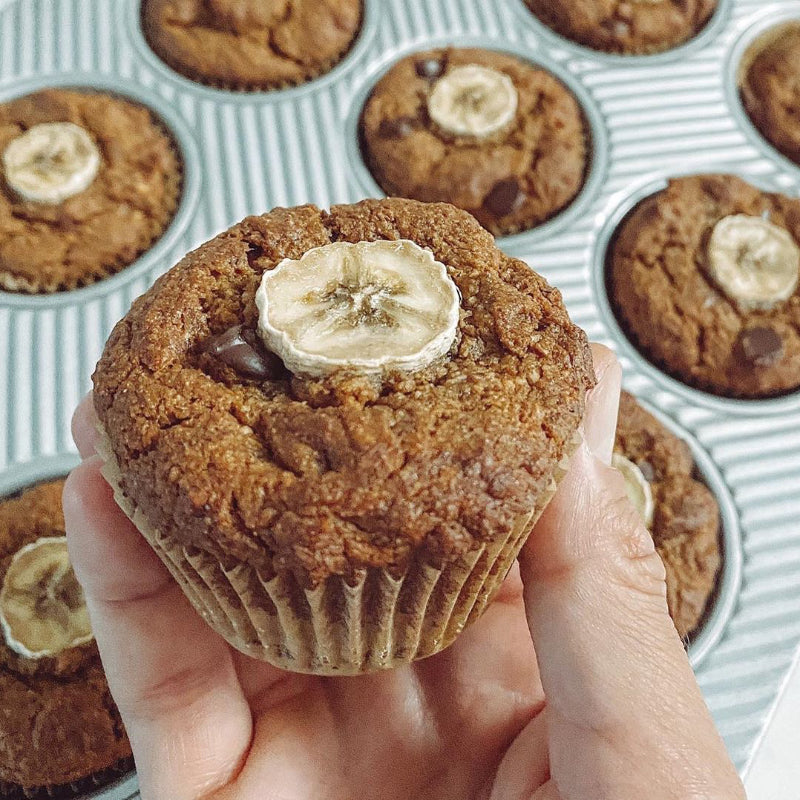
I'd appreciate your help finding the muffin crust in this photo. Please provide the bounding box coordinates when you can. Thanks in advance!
[360,48,588,237]
[0,89,180,294]
[609,174,800,398]
[94,199,594,588]
[615,394,721,639]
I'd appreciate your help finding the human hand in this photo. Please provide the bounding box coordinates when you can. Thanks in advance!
[63,344,745,800]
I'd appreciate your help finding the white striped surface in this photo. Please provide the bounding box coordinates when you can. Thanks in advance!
[0,0,797,784]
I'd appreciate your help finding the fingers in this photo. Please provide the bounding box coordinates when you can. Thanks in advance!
[63,458,253,800]
[71,393,100,458]
[517,349,744,798]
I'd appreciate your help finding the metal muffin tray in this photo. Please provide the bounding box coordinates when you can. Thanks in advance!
[0,0,798,794]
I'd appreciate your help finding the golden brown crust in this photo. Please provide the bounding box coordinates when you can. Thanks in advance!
[609,174,800,398]
[0,89,180,294]
[360,48,588,237]
[94,199,594,587]
[0,481,131,791]
[142,0,363,90]
[615,393,721,639]
[524,0,717,55]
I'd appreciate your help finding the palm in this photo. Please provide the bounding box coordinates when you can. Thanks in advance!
[228,571,547,800]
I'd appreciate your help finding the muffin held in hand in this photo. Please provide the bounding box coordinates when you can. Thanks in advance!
[0,89,180,294]
[614,393,721,639]
[0,480,131,798]
[524,0,717,55]
[93,198,594,675]
[360,48,588,237]
[142,0,363,91]
[609,174,800,398]
[740,22,800,166]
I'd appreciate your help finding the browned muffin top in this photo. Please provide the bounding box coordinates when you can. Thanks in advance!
[0,481,131,792]
[360,48,588,237]
[524,0,717,55]
[740,23,800,166]
[610,174,800,399]
[615,393,721,639]
[0,89,180,294]
[143,0,363,90]
[94,199,594,587]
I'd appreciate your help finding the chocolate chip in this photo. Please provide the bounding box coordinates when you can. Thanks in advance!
[483,178,526,218]
[378,116,417,139]
[246,243,265,268]
[637,460,656,483]
[203,324,275,380]
[738,326,784,368]
[415,57,445,80]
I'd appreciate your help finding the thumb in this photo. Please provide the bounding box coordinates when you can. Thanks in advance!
[519,344,744,799]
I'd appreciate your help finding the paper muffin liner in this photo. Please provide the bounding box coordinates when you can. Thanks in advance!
[97,425,578,675]
[0,756,134,800]
[0,103,182,296]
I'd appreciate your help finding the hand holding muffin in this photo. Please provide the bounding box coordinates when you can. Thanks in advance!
[64,345,744,800]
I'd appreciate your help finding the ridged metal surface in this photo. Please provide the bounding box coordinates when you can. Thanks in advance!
[0,0,798,792]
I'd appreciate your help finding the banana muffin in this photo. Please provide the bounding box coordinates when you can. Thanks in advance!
[614,393,721,639]
[142,0,363,91]
[740,22,800,167]
[609,174,800,398]
[360,48,588,237]
[93,198,594,675]
[0,480,131,798]
[523,0,717,55]
[0,88,180,294]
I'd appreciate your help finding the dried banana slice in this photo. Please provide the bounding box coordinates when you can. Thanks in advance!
[612,454,655,529]
[428,64,518,138]
[256,240,461,378]
[0,537,92,659]
[707,214,800,310]
[3,122,101,204]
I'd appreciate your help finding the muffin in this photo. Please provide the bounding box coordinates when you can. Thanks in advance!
[614,393,721,639]
[93,198,594,675]
[609,174,800,398]
[0,480,132,797]
[142,0,363,91]
[0,88,181,294]
[360,48,588,237]
[740,22,800,166]
[523,0,717,55]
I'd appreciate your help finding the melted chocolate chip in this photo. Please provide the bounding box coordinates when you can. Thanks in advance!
[483,178,526,218]
[378,116,417,139]
[415,57,445,80]
[246,243,265,268]
[738,326,784,368]
[203,325,275,380]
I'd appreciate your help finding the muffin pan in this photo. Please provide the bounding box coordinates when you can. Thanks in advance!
[0,0,798,789]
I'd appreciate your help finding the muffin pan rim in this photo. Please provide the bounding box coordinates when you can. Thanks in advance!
[342,33,610,251]
[0,71,202,311]
[0,453,140,800]
[506,0,734,65]
[593,166,800,417]
[123,0,380,103]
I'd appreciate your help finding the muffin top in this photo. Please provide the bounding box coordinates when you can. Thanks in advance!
[94,199,594,587]
[0,480,131,791]
[143,0,363,90]
[360,48,588,237]
[0,89,180,294]
[740,23,800,166]
[614,393,720,639]
[610,174,800,398]
[524,0,717,55]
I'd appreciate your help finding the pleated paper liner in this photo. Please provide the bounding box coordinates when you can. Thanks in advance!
[0,756,134,800]
[98,425,577,675]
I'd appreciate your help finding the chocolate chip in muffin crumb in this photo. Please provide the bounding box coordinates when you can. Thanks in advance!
[202,324,278,380]
[415,57,446,80]
[738,326,784,368]
[483,178,527,219]
[378,116,418,140]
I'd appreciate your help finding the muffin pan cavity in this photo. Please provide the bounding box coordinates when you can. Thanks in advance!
[344,37,609,251]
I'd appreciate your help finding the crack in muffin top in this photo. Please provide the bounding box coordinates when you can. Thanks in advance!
[94,199,593,586]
